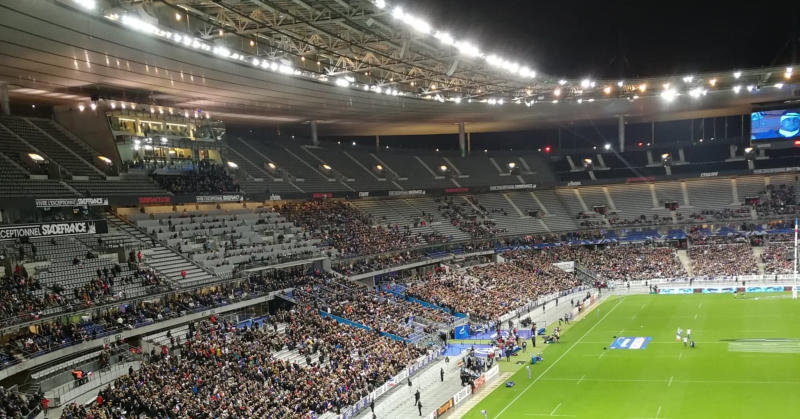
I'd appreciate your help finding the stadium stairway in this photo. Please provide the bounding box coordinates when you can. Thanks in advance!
[355,356,464,419]
[142,245,215,287]
[105,213,154,249]
[752,247,766,276]
[677,249,694,277]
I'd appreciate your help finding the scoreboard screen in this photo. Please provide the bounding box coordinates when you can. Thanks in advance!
[751,108,800,142]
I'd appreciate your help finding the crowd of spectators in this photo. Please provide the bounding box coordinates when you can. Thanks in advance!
[437,197,507,240]
[606,213,673,227]
[406,260,579,322]
[0,268,314,371]
[688,208,752,222]
[754,183,798,217]
[333,250,427,276]
[294,275,453,339]
[61,305,427,418]
[154,161,239,194]
[0,386,41,419]
[509,245,686,282]
[1,262,165,328]
[762,240,793,274]
[689,242,759,277]
[279,200,431,257]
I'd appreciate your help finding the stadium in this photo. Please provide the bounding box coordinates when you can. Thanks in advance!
[0,0,798,418]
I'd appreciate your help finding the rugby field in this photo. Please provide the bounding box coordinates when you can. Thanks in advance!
[464,292,800,419]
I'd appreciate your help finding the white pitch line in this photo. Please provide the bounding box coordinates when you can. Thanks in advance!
[698,303,702,309]
[678,352,683,360]
[542,377,800,385]
[693,313,698,320]
[598,350,607,359]
[550,403,562,416]
[668,376,674,387]
[577,375,585,385]
[494,297,625,418]
[656,406,662,418]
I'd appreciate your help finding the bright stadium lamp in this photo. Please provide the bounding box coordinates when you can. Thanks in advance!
[661,88,678,102]
[439,164,448,172]
[226,161,239,169]
[661,153,672,166]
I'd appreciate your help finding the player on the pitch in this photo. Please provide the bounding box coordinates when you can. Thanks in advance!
[676,327,683,342]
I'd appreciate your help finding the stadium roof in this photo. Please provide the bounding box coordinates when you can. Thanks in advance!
[0,0,798,135]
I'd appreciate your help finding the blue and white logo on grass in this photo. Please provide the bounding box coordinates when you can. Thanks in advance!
[609,336,652,350]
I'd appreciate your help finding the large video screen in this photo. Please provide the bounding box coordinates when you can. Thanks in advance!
[751,109,800,141]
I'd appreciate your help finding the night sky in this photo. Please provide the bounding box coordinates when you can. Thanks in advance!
[402,0,800,79]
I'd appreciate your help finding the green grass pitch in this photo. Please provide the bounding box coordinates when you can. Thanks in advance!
[464,293,800,419]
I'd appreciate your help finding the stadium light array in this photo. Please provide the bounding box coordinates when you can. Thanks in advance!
[661,88,678,102]
[72,0,96,10]
[688,87,707,98]
[97,155,113,165]
[383,1,536,80]
[226,161,239,169]
[73,3,795,109]
[604,143,612,150]
[28,153,45,162]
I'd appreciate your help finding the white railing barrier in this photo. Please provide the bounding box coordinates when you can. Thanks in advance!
[337,349,442,419]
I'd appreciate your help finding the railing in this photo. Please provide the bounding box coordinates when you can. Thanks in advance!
[50,361,140,407]
[337,348,443,419]
[0,282,289,374]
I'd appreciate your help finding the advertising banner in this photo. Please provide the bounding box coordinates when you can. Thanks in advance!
[196,194,243,203]
[436,398,454,416]
[35,198,108,208]
[0,219,108,241]
[138,196,171,205]
[489,184,536,191]
[454,324,470,339]
[388,190,426,197]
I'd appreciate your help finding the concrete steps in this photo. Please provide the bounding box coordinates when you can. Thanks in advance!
[677,249,693,277]
[752,247,766,276]
[356,357,457,419]
[143,246,214,286]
